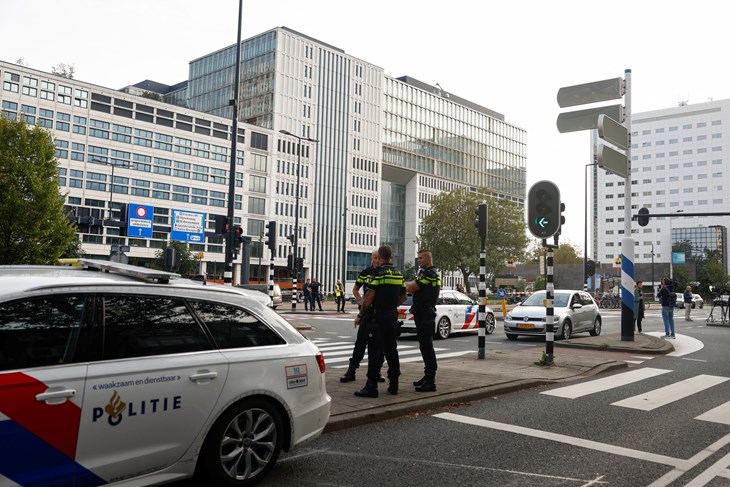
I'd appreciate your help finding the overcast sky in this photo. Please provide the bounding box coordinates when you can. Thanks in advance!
[2,0,728,253]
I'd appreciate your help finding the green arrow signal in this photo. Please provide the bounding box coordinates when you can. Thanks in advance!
[534,217,550,228]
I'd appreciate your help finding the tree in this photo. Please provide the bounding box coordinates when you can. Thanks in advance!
[141,91,162,101]
[153,240,197,276]
[419,188,528,293]
[51,63,75,79]
[526,239,582,264]
[60,235,86,259]
[0,116,76,264]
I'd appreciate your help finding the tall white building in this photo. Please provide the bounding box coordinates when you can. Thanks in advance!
[592,99,730,285]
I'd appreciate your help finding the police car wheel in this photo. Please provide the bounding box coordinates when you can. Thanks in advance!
[199,398,284,486]
[435,316,451,339]
[485,313,495,335]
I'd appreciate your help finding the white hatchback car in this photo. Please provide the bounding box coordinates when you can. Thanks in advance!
[396,290,496,339]
[0,260,330,486]
[504,290,602,340]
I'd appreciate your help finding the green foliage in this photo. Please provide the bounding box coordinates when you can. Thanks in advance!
[51,63,75,79]
[697,255,729,294]
[526,239,582,264]
[534,351,553,366]
[533,274,546,291]
[153,240,197,276]
[418,187,528,293]
[60,235,86,259]
[401,260,417,282]
[141,91,162,101]
[0,116,76,264]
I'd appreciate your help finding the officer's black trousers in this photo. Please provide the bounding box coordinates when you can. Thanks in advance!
[415,315,438,381]
[366,312,400,382]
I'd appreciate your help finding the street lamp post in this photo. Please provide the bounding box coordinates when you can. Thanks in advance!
[584,162,598,291]
[669,209,684,279]
[651,243,655,300]
[279,130,318,312]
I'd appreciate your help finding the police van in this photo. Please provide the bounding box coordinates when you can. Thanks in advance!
[0,259,330,486]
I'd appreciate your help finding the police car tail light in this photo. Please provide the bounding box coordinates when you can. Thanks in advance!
[315,352,326,373]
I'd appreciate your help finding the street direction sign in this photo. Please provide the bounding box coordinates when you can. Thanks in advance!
[598,144,628,178]
[557,77,623,108]
[127,204,153,238]
[556,104,623,133]
[598,114,628,149]
[171,209,206,243]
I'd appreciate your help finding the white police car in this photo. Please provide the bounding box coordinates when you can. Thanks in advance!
[397,290,495,339]
[0,260,330,486]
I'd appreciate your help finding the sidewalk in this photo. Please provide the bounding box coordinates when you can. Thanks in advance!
[278,301,674,433]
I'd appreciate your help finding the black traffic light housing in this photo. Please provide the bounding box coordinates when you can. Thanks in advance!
[233,225,244,247]
[637,207,650,227]
[287,253,294,273]
[528,181,561,238]
[214,215,227,235]
[474,203,488,241]
[585,259,595,277]
[265,220,277,254]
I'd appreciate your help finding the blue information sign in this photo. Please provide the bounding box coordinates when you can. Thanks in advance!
[171,209,206,243]
[127,204,153,239]
[497,289,506,298]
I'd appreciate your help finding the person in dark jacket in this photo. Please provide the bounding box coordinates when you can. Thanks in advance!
[658,277,676,338]
[406,250,441,392]
[309,278,323,311]
[683,285,694,321]
[302,278,311,311]
[634,280,645,333]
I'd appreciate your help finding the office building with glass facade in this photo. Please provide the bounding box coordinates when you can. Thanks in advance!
[592,98,730,283]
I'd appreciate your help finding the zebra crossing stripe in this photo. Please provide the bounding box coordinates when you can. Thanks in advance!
[696,401,730,426]
[612,375,730,411]
[541,367,672,399]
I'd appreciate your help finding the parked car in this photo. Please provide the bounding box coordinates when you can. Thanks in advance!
[397,290,495,339]
[504,290,602,340]
[237,283,283,308]
[676,293,704,309]
[0,259,330,486]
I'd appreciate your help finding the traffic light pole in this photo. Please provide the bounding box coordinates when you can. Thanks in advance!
[620,69,634,342]
[543,236,558,366]
[477,246,486,360]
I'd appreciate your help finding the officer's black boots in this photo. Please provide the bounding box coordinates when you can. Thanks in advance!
[414,378,436,392]
[413,376,426,387]
[387,379,398,395]
[354,380,379,398]
[340,369,356,383]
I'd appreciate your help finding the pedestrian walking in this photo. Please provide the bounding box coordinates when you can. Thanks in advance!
[406,250,441,392]
[658,277,676,338]
[683,285,694,321]
[354,245,406,398]
[335,279,345,312]
[340,250,384,384]
[302,278,312,311]
[634,280,645,333]
[309,277,323,311]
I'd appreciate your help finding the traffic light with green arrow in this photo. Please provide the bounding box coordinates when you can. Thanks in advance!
[528,180,561,238]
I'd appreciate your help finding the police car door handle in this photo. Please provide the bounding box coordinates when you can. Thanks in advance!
[190,370,218,383]
[36,388,76,404]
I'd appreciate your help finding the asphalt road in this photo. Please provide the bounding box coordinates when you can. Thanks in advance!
[258,319,730,486]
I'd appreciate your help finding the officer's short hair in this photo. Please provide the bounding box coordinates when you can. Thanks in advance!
[378,245,392,261]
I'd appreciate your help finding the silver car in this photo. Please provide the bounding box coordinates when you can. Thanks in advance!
[504,290,602,340]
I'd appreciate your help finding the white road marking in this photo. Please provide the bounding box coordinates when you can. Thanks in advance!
[399,351,471,363]
[434,412,683,466]
[541,367,672,399]
[644,332,705,357]
[625,360,644,364]
[646,433,730,487]
[696,400,730,426]
[683,451,730,486]
[611,375,729,411]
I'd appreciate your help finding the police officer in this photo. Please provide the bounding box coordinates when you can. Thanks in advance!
[340,250,384,384]
[406,249,441,392]
[354,245,406,398]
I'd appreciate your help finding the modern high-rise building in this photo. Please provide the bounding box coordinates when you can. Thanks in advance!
[1,26,527,293]
[591,98,730,287]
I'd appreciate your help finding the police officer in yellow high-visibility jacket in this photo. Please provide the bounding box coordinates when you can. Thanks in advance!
[354,245,406,398]
[406,250,441,392]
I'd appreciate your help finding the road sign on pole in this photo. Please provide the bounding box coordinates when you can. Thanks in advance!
[556,104,623,133]
[598,144,628,178]
[557,77,624,108]
[598,114,629,149]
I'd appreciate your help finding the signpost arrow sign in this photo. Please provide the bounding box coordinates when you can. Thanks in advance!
[557,77,624,108]
[598,144,628,178]
[598,114,628,150]
[556,104,623,133]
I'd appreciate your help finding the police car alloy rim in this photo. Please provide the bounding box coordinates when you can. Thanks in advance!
[436,316,451,339]
[202,399,284,484]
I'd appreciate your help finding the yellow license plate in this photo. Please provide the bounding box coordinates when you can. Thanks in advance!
[517,323,534,329]
[398,313,406,319]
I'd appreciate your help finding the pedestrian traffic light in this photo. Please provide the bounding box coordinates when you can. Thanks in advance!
[287,253,294,273]
[586,260,595,277]
[527,181,561,238]
[296,257,303,274]
[637,207,650,227]
[233,225,244,247]
[559,202,566,232]
[474,203,488,241]
[214,215,227,235]
[265,220,277,254]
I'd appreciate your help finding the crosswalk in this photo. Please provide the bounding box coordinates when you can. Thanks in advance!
[541,367,730,425]
[311,338,470,367]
